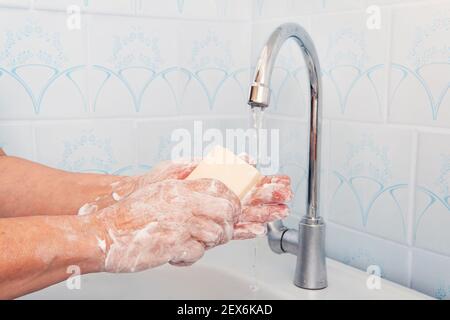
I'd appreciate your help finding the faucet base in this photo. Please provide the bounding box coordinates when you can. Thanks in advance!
[293,218,327,290]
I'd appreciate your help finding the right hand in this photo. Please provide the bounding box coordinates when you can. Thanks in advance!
[91,178,241,273]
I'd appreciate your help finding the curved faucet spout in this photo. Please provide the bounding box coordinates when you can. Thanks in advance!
[249,22,322,221]
[248,23,327,290]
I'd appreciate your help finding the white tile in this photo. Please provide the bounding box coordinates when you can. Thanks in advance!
[389,3,450,127]
[33,0,87,11]
[87,14,179,116]
[178,0,251,20]
[35,120,135,174]
[365,0,433,6]
[221,0,252,20]
[178,20,251,115]
[266,117,308,215]
[252,0,316,19]
[137,117,261,167]
[0,0,30,8]
[137,119,186,167]
[411,248,450,299]
[311,10,389,122]
[320,119,332,221]
[252,0,291,19]
[327,222,410,286]
[0,9,88,118]
[414,132,450,256]
[34,0,145,16]
[0,123,34,159]
[328,122,413,243]
[85,0,136,15]
[177,0,217,18]
[312,0,363,13]
[139,0,180,17]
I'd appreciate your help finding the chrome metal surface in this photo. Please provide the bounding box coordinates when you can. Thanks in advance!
[247,22,327,290]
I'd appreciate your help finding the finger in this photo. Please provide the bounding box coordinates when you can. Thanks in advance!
[256,175,291,188]
[187,216,227,249]
[169,239,205,266]
[139,160,200,186]
[184,178,241,215]
[232,222,267,240]
[111,177,137,201]
[240,204,289,223]
[243,177,293,205]
[189,196,236,242]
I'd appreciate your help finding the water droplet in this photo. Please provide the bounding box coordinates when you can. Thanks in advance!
[249,284,259,292]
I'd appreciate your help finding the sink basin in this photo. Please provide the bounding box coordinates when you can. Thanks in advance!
[21,264,285,300]
[21,239,432,300]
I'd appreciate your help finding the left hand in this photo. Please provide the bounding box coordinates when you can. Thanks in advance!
[78,160,199,215]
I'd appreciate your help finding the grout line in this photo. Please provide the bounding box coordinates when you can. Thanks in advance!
[327,220,410,250]
[0,114,251,123]
[406,130,419,287]
[407,131,419,247]
[413,246,450,261]
[2,114,449,133]
[0,4,252,23]
[325,118,450,134]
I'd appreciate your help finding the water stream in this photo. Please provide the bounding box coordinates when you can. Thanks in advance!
[249,106,266,297]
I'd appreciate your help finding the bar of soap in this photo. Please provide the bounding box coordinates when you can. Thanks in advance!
[187,146,261,199]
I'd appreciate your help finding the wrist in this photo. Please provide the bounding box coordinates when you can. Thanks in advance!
[76,214,111,273]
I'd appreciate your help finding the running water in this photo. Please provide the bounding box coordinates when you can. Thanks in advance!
[248,106,266,297]
[250,106,265,170]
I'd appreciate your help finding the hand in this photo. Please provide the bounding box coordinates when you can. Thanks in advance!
[78,160,199,215]
[234,175,293,239]
[91,178,241,272]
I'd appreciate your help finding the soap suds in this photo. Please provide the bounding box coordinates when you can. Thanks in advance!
[96,236,106,253]
[78,203,98,216]
[110,181,121,188]
[112,192,122,201]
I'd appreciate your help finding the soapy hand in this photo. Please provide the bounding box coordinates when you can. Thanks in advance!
[91,178,241,272]
[80,158,293,241]
[234,175,292,239]
[78,160,199,215]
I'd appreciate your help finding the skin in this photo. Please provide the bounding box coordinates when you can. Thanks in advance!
[0,149,293,299]
[0,155,122,218]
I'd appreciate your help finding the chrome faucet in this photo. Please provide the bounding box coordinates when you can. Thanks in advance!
[248,23,327,290]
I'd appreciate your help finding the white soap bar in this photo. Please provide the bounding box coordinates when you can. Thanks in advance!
[187,146,261,199]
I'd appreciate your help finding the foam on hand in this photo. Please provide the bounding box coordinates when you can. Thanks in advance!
[186,146,262,200]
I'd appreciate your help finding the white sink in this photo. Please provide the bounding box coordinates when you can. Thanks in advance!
[21,265,284,300]
[21,239,431,300]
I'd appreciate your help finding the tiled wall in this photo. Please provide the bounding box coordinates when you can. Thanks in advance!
[0,0,448,299]
[252,0,449,299]
[0,0,253,177]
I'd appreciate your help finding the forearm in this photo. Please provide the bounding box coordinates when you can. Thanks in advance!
[0,156,122,217]
[0,214,106,299]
